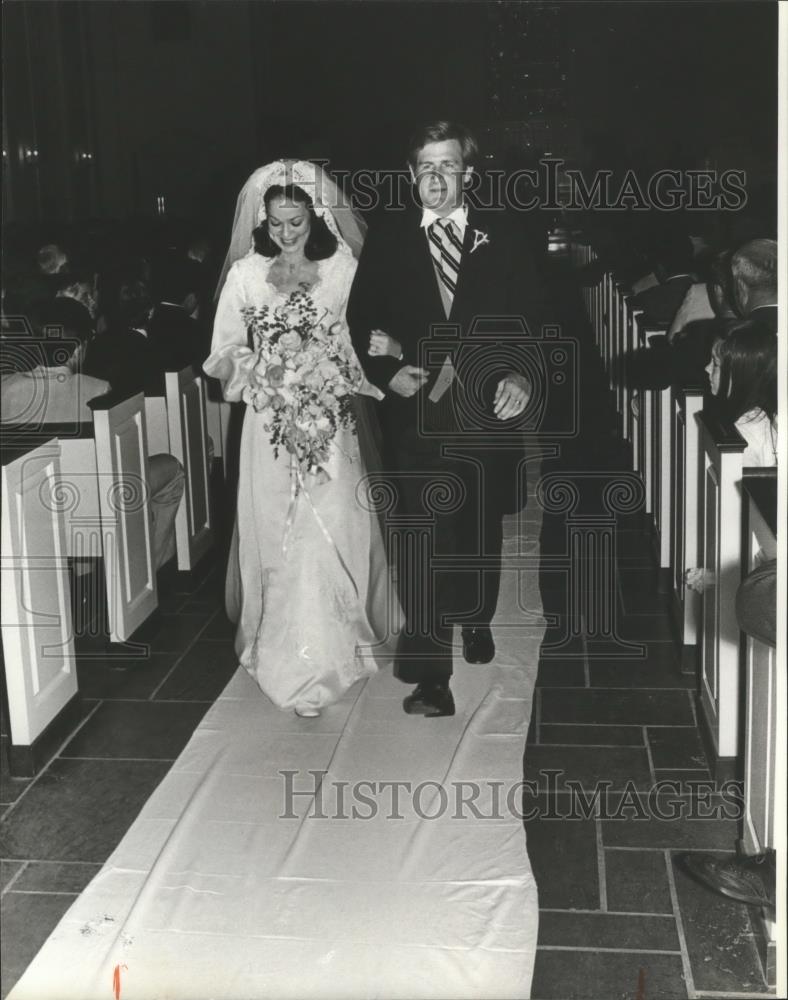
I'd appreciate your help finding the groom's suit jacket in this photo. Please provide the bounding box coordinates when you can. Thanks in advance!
[348,204,546,457]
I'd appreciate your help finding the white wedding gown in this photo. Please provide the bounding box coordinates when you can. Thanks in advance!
[204,249,399,712]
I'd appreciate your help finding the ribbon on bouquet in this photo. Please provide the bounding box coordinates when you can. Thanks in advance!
[280,454,360,600]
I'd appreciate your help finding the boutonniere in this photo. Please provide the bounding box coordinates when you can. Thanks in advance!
[470,229,490,254]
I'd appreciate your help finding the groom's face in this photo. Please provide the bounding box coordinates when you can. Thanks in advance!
[411,139,473,215]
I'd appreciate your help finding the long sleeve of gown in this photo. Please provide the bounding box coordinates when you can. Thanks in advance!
[203,263,255,402]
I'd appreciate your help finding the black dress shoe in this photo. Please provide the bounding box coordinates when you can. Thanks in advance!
[462,626,495,664]
[403,683,455,717]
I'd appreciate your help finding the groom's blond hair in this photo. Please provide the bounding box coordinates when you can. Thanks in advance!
[407,121,479,170]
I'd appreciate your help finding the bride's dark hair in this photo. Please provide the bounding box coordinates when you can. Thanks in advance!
[253,184,337,261]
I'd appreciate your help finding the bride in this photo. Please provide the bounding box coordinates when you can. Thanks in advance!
[204,160,400,717]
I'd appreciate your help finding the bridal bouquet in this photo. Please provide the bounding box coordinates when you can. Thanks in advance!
[241,289,360,481]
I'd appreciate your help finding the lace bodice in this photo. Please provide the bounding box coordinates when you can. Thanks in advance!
[204,250,360,402]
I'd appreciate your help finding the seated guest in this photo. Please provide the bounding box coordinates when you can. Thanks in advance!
[1,305,108,426]
[148,251,210,371]
[686,320,777,595]
[628,247,741,392]
[730,238,777,329]
[1,314,185,571]
[187,234,211,266]
[667,250,736,343]
[186,233,217,323]
[664,252,740,387]
[37,242,69,276]
[631,231,696,326]
[705,318,777,466]
[82,260,162,396]
[736,558,777,649]
[55,267,99,327]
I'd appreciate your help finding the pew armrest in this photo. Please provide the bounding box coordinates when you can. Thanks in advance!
[87,388,145,411]
[697,407,748,453]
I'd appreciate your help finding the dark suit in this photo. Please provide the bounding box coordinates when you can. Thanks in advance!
[631,274,695,327]
[82,326,164,397]
[747,304,778,333]
[348,205,546,684]
[147,303,209,373]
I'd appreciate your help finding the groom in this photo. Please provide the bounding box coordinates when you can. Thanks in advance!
[348,120,545,717]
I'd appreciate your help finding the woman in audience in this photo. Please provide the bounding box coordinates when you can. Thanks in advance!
[686,319,777,593]
[705,318,777,466]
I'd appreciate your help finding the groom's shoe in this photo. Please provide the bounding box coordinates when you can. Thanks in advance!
[462,626,495,664]
[403,682,455,718]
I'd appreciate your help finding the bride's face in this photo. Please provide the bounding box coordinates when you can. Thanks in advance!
[267,198,311,255]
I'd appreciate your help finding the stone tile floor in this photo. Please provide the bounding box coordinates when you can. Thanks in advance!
[0,264,775,999]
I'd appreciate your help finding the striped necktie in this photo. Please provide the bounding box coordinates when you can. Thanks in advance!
[428,218,463,306]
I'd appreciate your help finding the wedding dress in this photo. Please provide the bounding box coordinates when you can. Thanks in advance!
[204,247,399,712]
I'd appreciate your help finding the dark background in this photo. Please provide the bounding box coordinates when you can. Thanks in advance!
[1,0,779,236]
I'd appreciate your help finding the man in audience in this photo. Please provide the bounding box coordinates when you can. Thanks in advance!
[186,233,217,323]
[667,250,734,342]
[631,230,697,326]
[662,251,740,386]
[36,242,69,276]
[148,250,210,371]
[1,306,107,426]
[82,260,163,396]
[55,267,99,328]
[730,238,778,330]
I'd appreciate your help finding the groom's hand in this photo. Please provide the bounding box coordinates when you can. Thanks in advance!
[387,366,429,398]
[493,372,531,420]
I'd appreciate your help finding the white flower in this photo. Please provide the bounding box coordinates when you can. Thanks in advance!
[470,229,490,254]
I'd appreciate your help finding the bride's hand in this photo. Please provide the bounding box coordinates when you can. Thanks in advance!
[368,330,403,359]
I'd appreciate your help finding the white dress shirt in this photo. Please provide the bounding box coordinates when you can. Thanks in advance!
[420,204,469,241]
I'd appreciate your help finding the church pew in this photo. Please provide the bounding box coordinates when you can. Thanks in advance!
[630,307,649,506]
[144,366,214,571]
[610,277,624,421]
[740,470,779,985]
[603,272,615,390]
[4,392,159,644]
[632,317,672,574]
[164,368,214,571]
[669,381,705,668]
[742,469,788,986]
[696,408,747,779]
[205,394,233,478]
[144,394,170,455]
[620,290,638,449]
[592,266,603,350]
[83,392,159,641]
[1,438,80,776]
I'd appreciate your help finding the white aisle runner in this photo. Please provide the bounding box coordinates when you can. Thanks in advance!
[9,508,544,1000]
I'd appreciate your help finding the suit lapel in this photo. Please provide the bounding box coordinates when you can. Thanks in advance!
[450,210,484,322]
